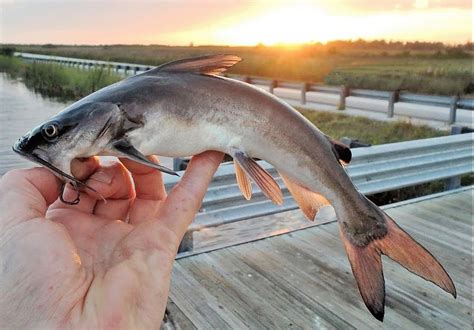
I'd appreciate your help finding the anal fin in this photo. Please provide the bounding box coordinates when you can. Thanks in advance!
[234,159,252,200]
[280,173,331,221]
[233,152,283,205]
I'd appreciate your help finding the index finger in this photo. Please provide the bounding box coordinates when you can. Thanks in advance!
[157,151,224,240]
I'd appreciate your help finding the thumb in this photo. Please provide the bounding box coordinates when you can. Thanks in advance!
[0,168,61,229]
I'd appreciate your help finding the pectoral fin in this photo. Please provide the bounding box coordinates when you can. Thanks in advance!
[112,139,179,176]
[280,173,331,221]
[233,151,283,205]
[234,160,252,200]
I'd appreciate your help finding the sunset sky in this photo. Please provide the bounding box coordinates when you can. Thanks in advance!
[0,0,471,45]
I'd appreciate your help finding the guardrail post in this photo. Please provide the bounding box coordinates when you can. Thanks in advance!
[133,67,138,75]
[173,158,182,171]
[448,94,460,124]
[269,80,277,94]
[338,85,349,110]
[177,230,194,253]
[301,82,308,105]
[444,127,463,190]
[115,65,121,73]
[388,90,399,118]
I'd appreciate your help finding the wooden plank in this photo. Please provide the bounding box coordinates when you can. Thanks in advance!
[237,232,412,328]
[162,299,196,330]
[200,250,340,329]
[170,263,248,329]
[298,225,471,328]
[176,254,298,328]
[389,208,471,247]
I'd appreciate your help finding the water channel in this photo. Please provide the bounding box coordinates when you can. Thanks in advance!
[0,73,66,175]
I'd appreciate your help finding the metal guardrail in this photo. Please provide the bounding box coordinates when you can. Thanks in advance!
[160,133,474,252]
[15,52,474,125]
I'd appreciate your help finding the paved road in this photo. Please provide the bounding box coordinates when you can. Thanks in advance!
[255,85,473,130]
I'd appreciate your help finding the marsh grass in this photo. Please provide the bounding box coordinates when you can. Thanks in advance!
[299,108,445,144]
[14,44,474,96]
[0,55,121,100]
[0,55,24,78]
[325,58,473,96]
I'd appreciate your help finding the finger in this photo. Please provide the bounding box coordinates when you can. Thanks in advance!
[121,156,167,225]
[116,151,223,258]
[0,167,61,229]
[71,157,101,180]
[147,151,223,242]
[120,156,166,200]
[49,157,100,213]
[88,161,136,220]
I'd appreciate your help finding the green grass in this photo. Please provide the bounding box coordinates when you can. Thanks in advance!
[13,44,474,96]
[299,108,446,144]
[0,55,24,77]
[325,58,473,96]
[0,55,121,100]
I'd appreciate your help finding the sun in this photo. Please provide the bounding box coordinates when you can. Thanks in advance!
[214,3,332,45]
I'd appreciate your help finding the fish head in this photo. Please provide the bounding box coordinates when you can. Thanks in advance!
[13,101,123,179]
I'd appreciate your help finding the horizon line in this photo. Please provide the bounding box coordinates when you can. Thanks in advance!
[1,38,472,48]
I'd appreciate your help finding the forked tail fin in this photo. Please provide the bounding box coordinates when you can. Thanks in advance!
[339,206,456,321]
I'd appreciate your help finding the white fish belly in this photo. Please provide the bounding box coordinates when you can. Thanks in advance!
[126,114,239,157]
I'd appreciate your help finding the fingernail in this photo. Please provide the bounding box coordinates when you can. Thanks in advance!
[90,171,113,184]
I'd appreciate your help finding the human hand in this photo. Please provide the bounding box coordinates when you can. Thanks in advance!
[0,151,224,329]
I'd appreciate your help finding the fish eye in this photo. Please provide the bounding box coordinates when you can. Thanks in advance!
[41,123,59,141]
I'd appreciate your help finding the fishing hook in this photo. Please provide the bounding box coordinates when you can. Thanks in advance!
[59,181,81,205]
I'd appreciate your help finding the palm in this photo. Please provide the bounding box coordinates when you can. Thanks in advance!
[0,152,223,328]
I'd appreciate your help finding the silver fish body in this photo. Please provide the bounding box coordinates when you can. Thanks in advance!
[13,55,455,321]
[81,73,350,202]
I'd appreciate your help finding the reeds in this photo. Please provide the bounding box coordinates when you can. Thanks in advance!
[0,55,121,100]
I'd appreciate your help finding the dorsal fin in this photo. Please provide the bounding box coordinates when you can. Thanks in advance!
[327,137,352,165]
[148,54,241,76]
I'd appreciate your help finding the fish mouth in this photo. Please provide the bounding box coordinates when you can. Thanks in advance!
[12,146,99,194]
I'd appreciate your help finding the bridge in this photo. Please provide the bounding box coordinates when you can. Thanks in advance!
[2,54,473,328]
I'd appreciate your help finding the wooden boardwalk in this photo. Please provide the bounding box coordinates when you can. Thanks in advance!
[166,187,473,329]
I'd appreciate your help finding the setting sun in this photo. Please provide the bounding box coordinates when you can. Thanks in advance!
[214,3,331,45]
